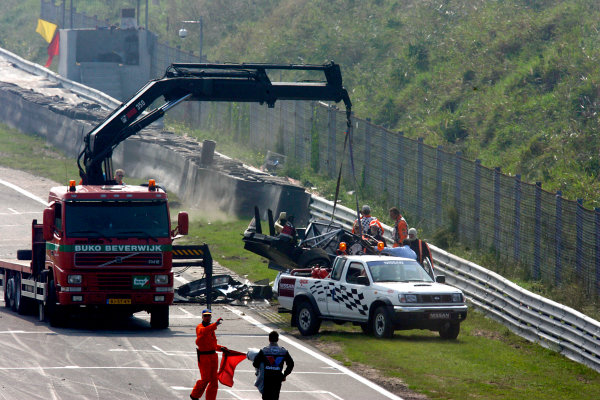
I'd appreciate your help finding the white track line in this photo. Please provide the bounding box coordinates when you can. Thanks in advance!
[0,178,48,206]
[224,305,403,400]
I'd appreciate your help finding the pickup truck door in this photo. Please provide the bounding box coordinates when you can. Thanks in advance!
[336,261,371,321]
[324,257,345,317]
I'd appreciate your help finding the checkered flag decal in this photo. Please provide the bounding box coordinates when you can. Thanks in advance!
[309,281,332,297]
[336,287,369,315]
[309,282,369,316]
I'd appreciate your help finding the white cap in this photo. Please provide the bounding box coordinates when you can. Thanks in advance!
[408,228,417,237]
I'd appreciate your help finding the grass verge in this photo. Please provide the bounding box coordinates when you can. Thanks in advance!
[0,124,79,184]
[308,311,600,400]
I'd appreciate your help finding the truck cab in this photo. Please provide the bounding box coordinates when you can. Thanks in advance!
[40,180,187,327]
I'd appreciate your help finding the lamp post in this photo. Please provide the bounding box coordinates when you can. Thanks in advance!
[178,18,203,61]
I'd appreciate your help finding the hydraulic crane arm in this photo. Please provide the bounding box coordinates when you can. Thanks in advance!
[78,61,352,185]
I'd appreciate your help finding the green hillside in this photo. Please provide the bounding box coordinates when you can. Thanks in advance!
[3,0,600,207]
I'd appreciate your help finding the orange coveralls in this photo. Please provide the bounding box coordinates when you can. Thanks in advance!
[191,321,221,400]
[392,215,408,247]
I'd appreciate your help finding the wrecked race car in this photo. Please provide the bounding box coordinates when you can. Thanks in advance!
[242,206,383,271]
[175,274,273,304]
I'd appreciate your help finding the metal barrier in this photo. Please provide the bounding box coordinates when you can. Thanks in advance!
[309,195,600,372]
[0,47,120,110]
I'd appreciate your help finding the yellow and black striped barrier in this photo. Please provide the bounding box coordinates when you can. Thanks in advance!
[172,245,207,259]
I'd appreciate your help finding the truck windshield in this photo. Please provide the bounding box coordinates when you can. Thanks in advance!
[368,260,434,283]
[65,201,169,239]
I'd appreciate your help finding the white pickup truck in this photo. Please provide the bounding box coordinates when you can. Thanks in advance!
[277,255,468,339]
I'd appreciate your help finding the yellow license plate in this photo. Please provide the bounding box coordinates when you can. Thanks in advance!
[108,298,131,305]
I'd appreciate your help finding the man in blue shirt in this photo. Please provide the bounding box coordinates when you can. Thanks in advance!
[380,244,417,260]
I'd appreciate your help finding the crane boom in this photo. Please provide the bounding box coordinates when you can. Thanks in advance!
[78,61,352,185]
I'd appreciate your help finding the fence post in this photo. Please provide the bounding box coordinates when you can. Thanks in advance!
[534,182,542,280]
[398,132,405,210]
[436,145,443,228]
[555,191,563,286]
[328,107,336,177]
[514,174,521,262]
[307,102,314,168]
[294,101,300,162]
[364,122,371,189]
[417,138,424,223]
[381,129,388,193]
[576,198,583,278]
[454,151,462,238]
[596,208,600,294]
[474,159,481,245]
[493,167,501,253]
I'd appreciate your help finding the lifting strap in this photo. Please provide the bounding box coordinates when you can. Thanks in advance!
[330,109,362,235]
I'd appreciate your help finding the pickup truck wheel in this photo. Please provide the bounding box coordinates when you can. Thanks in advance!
[296,301,320,336]
[372,306,393,339]
[150,305,169,329]
[439,322,460,339]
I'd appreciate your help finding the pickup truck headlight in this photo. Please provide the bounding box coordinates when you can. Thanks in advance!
[452,293,464,302]
[154,275,169,284]
[67,274,82,284]
[399,293,418,303]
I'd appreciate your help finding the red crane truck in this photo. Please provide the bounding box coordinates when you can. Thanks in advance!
[0,62,351,328]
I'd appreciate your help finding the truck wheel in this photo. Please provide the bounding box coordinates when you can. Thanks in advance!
[8,274,24,314]
[3,279,9,308]
[296,300,320,336]
[12,274,25,314]
[150,305,169,329]
[5,274,15,309]
[372,306,393,339]
[439,322,460,340]
[297,248,331,269]
[47,279,68,327]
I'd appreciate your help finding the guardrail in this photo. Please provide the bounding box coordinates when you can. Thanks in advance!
[0,47,120,110]
[309,195,600,372]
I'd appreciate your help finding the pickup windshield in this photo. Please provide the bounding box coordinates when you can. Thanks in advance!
[65,201,169,239]
[368,259,434,283]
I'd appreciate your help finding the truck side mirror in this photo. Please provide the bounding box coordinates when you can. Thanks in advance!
[177,212,189,235]
[42,208,55,241]
[435,275,446,284]
[356,276,370,286]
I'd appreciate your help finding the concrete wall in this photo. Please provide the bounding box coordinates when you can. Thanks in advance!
[0,79,311,225]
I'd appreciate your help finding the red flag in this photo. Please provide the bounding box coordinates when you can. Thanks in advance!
[217,347,246,387]
[45,32,60,68]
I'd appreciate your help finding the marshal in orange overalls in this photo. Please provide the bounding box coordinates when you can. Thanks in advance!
[191,309,223,400]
